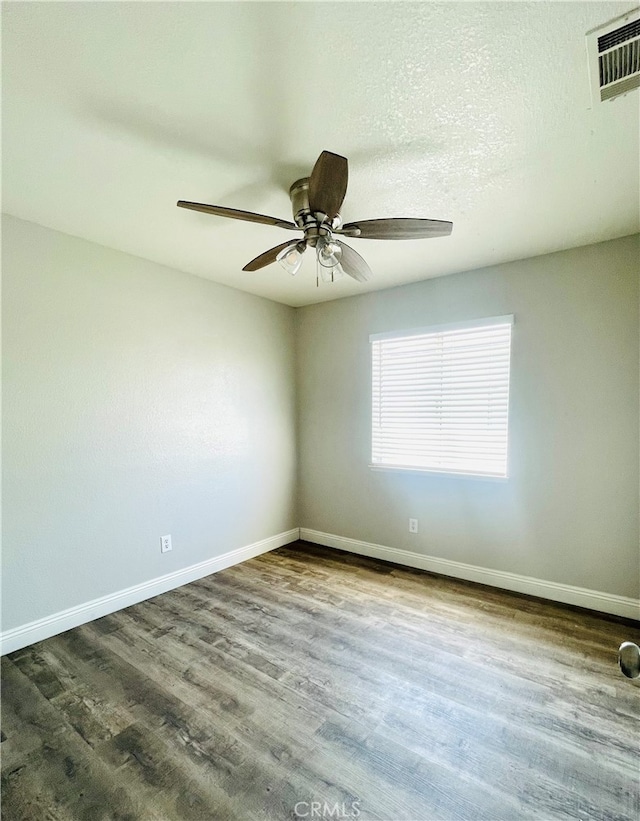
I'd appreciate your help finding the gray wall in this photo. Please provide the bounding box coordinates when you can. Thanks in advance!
[296,235,640,598]
[2,215,297,631]
[3,217,638,635]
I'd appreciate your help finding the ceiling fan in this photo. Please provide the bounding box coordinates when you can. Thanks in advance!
[177,150,453,283]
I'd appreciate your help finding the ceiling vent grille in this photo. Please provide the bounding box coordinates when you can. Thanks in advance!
[587,8,640,103]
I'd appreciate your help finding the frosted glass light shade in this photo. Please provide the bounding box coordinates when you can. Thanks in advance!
[320,263,345,283]
[317,238,343,269]
[277,244,304,276]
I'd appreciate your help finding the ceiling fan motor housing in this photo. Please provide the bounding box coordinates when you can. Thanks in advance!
[289,177,339,246]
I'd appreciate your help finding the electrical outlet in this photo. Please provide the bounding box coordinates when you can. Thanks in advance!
[160,534,172,553]
[409,518,418,534]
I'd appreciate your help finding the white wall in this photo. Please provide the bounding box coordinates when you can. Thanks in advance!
[296,235,640,599]
[2,215,297,632]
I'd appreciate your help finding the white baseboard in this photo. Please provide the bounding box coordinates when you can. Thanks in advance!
[4,526,636,655]
[300,528,640,621]
[1,528,300,656]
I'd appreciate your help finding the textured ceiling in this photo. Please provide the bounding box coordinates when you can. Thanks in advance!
[2,2,638,307]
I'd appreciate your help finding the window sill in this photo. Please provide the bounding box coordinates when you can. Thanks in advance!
[368,464,509,482]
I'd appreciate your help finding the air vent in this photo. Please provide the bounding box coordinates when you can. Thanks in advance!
[587,8,640,103]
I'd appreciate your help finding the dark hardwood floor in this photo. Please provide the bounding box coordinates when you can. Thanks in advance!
[2,541,639,820]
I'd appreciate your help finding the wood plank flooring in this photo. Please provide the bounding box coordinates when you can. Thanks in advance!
[2,541,639,820]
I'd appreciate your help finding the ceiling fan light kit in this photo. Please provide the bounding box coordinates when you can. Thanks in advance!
[276,242,305,276]
[177,150,453,285]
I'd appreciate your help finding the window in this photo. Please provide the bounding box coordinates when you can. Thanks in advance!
[370,316,513,478]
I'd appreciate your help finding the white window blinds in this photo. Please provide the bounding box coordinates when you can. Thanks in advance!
[371,317,513,477]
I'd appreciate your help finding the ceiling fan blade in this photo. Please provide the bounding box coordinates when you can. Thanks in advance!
[177,201,298,231]
[308,151,348,219]
[242,240,304,272]
[339,218,453,240]
[336,240,373,282]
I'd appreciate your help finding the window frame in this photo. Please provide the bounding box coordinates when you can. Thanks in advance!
[369,315,514,480]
